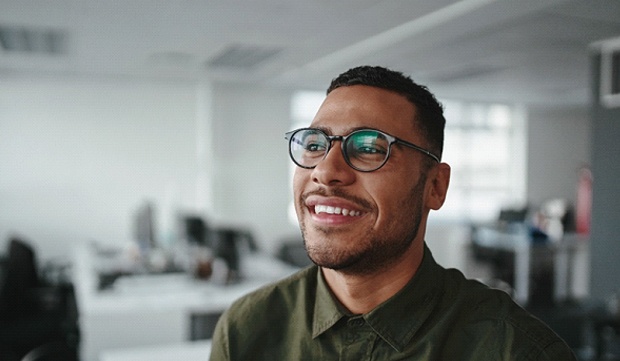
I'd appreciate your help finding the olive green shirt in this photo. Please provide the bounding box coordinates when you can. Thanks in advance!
[210,245,575,360]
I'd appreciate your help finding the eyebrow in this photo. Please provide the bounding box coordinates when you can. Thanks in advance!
[311,125,382,136]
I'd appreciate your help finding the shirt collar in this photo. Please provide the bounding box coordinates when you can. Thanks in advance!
[311,243,445,352]
[312,267,347,337]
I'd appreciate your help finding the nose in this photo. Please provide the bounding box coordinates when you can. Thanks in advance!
[311,141,356,186]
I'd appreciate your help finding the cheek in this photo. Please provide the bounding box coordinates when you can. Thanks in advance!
[370,174,425,223]
[292,169,309,211]
[375,191,405,225]
[292,169,305,196]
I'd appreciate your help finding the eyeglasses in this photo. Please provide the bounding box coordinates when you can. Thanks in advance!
[285,128,439,172]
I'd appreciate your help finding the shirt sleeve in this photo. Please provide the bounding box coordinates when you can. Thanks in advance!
[209,313,230,361]
[535,340,577,361]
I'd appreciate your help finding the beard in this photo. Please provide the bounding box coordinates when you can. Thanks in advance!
[299,174,427,276]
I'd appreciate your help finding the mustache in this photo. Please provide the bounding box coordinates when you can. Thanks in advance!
[300,187,373,211]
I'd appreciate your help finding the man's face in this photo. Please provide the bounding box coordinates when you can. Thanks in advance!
[293,85,435,275]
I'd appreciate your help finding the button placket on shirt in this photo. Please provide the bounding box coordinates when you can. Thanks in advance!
[349,318,365,328]
[342,317,377,360]
[344,317,366,344]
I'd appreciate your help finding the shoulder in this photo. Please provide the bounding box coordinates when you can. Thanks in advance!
[210,266,318,360]
[221,265,317,325]
[439,269,576,360]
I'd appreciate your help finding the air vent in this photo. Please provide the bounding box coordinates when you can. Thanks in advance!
[0,25,67,55]
[207,44,281,69]
[428,64,506,82]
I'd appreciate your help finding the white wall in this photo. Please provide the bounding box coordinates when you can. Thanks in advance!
[209,83,299,253]
[0,76,205,260]
[526,105,592,210]
[0,77,300,261]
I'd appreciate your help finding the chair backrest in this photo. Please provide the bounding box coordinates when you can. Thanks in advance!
[184,216,210,246]
[498,207,528,224]
[277,239,311,268]
[21,341,76,361]
[0,238,40,318]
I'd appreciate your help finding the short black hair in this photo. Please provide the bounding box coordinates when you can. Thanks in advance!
[327,65,445,160]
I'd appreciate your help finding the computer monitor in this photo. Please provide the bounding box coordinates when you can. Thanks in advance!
[133,201,157,254]
[183,216,210,247]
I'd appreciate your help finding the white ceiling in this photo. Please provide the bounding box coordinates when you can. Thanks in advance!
[1,0,620,105]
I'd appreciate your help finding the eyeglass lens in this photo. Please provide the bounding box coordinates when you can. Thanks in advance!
[289,129,391,171]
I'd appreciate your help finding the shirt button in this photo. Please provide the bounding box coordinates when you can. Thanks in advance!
[349,318,364,327]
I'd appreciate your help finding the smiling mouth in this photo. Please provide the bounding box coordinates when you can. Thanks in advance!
[314,205,362,217]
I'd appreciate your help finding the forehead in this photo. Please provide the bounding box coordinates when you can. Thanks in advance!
[310,85,417,136]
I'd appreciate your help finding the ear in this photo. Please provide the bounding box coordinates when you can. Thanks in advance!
[425,162,450,210]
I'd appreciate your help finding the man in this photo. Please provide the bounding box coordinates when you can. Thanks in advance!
[209,66,576,360]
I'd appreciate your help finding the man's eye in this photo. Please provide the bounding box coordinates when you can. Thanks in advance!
[357,146,379,154]
[305,142,326,152]
[356,145,386,155]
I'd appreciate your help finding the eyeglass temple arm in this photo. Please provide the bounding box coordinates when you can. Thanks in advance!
[398,140,440,163]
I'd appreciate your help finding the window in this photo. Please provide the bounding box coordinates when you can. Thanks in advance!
[439,101,526,223]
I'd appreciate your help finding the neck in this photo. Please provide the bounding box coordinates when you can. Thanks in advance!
[321,240,424,315]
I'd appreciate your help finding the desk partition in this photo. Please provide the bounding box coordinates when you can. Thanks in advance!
[72,244,298,361]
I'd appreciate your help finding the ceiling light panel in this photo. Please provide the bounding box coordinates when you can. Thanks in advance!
[207,44,282,69]
[0,25,68,55]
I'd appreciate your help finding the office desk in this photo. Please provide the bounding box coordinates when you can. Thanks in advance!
[591,308,620,360]
[72,245,297,361]
[474,227,589,305]
[100,340,211,361]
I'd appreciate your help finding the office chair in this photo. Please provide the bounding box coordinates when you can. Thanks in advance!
[20,341,75,361]
[0,238,39,319]
[0,237,79,361]
[184,216,210,246]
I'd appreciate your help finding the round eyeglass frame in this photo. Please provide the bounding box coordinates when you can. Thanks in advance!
[284,127,440,172]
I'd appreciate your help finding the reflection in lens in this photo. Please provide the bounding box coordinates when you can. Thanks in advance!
[346,131,389,171]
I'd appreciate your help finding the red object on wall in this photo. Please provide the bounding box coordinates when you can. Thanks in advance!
[575,166,593,235]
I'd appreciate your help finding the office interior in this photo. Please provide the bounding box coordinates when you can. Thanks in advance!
[1,0,620,360]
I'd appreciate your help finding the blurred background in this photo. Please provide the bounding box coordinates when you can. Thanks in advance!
[1,0,619,360]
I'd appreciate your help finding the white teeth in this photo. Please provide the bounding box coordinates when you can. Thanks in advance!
[314,205,361,216]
